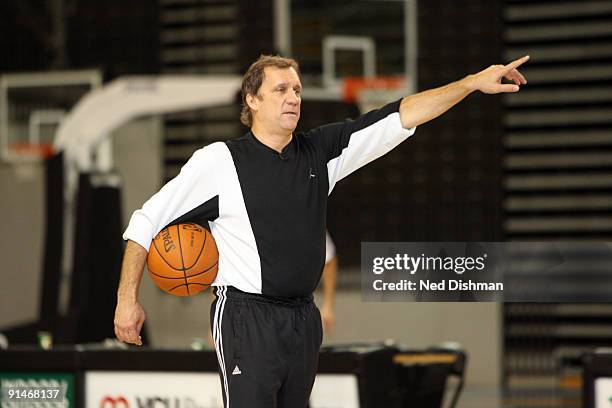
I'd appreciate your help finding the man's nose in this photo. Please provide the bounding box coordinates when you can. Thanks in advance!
[287,90,300,104]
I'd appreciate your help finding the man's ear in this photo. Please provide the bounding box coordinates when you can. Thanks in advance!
[246,93,259,112]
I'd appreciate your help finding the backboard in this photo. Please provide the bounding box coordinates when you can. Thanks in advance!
[0,70,102,162]
[274,0,418,109]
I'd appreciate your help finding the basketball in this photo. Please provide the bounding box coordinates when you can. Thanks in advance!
[147,223,218,296]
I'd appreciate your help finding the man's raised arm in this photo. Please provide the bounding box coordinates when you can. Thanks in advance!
[399,55,529,129]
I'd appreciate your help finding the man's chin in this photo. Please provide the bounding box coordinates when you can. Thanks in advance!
[281,118,299,132]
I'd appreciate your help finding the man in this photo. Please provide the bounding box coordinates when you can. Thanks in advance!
[321,230,338,332]
[115,54,528,407]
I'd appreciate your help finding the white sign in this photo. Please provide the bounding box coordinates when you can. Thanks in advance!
[310,374,360,408]
[85,371,223,408]
[86,371,360,408]
[596,378,612,408]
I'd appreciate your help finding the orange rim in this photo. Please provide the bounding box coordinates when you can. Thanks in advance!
[8,142,54,158]
[343,76,405,103]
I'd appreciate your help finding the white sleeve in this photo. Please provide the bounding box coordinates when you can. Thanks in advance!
[327,112,415,194]
[310,100,416,195]
[122,143,220,251]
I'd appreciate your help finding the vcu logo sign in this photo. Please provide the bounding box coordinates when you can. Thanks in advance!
[100,395,209,408]
[100,396,129,408]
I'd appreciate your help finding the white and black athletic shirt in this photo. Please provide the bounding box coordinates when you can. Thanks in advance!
[124,100,416,297]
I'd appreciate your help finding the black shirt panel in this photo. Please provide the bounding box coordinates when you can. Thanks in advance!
[226,133,328,297]
[165,195,220,230]
[307,99,404,162]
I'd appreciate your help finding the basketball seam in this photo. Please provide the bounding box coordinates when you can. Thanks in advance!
[168,282,211,292]
[176,224,190,296]
[184,225,208,270]
[152,234,185,272]
[148,261,218,279]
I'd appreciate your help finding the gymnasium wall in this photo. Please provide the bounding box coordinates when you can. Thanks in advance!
[0,163,45,327]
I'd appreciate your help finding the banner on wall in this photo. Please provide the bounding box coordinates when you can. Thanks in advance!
[595,378,612,408]
[86,371,359,408]
[86,371,223,408]
[0,372,75,407]
[310,374,360,408]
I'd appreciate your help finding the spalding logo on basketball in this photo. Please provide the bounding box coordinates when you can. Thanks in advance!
[147,223,218,296]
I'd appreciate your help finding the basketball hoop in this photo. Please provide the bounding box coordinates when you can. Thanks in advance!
[8,142,54,161]
[343,76,407,113]
[6,142,54,180]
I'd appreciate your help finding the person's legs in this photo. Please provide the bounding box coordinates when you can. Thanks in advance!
[278,302,323,408]
[211,286,279,407]
[211,286,316,408]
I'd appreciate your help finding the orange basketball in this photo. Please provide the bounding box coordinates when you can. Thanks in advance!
[147,223,218,296]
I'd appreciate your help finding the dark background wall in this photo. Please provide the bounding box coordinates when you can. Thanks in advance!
[0,0,504,270]
[326,1,504,265]
[0,0,159,75]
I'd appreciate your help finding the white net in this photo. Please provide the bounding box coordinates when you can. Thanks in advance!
[356,86,410,114]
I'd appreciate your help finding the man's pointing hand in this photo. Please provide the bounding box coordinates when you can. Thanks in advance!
[469,55,530,94]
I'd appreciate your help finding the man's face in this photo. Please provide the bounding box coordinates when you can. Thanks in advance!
[249,66,302,133]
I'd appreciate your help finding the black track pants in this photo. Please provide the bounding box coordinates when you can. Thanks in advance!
[210,286,323,408]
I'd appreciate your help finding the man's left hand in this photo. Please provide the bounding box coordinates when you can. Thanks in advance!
[321,304,336,332]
